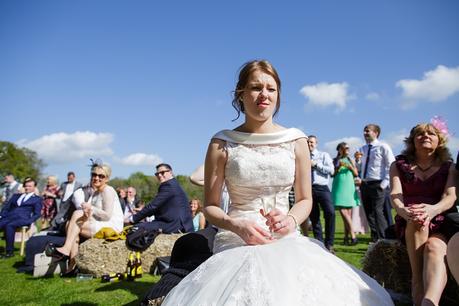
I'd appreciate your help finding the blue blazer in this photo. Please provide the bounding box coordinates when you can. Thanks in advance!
[0,193,42,224]
[133,178,193,233]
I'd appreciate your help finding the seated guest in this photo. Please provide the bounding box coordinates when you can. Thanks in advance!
[46,161,124,276]
[0,177,42,258]
[128,163,193,233]
[190,199,205,231]
[117,187,127,213]
[18,183,94,274]
[390,122,457,305]
[123,186,142,225]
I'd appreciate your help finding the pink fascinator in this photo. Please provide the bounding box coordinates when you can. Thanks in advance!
[430,116,450,137]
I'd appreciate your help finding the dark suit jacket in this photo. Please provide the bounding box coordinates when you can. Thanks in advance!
[0,193,42,224]
[133,178,193,233]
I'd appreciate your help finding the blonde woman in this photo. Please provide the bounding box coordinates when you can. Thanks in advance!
[41,175,59,229]
[46,162,123,276]
[190,199,206,231]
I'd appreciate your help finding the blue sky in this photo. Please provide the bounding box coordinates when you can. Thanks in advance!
[1,0,458,184]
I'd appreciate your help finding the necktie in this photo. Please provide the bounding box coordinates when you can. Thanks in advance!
[362,144,372,179]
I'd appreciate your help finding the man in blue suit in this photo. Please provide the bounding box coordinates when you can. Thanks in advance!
[0,178,42,258]
[128,163,193,233]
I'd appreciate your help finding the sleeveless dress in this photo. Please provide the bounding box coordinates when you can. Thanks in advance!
[41,185,59,221]
[162,128,393,306]
[331,157,359,208]
[394,155,457,241]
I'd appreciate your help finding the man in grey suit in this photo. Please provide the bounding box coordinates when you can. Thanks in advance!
[52,171,82,231]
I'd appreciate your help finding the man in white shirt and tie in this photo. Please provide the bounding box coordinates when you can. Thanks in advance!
[359,124,395,242]
[304,135,336,253]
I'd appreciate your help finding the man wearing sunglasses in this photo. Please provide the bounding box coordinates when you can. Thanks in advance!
[128,163,193,233]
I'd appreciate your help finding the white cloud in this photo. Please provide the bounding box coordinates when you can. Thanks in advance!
[17,131,114,163]
[323,137,364,157]
[115,153,162,166]
[381,129,408,154]
[396,65,459,108]
[365,92,380,101]
[300,82,350,110]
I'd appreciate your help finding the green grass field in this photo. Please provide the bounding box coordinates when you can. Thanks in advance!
[0,217,380,306]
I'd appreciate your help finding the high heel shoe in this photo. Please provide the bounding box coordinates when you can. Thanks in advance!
[350,238,358,246]
[45,243,69,261]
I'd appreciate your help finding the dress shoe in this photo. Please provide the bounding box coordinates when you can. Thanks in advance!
[0,252,14,259]
[326,245,336,255]
[45,243,69,261]
[60,267,79,278]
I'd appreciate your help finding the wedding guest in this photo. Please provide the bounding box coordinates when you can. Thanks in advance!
[390,122,457,305]
[306,135,336,253]
[359,124,395,241]
[352,151,369,234]
[331,142,359,245]
[1,174,22,204]
[190,199,206,231]
[41,176,60,229]
[58,171,82,212]
[45,162,123,276]
[0,178,42,258]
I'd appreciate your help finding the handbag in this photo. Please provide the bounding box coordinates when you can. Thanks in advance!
[125,225,160,252]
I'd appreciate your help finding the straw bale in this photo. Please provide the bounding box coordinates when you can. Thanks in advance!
[75,233,183,277]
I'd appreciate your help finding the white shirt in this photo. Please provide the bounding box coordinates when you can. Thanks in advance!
[63,182,75,201]
[310,149,334,186]
[17,192,34,206]
[72,188,90,209]
[359,139,395,189]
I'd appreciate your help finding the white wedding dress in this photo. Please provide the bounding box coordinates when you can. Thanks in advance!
[162,128,393,306]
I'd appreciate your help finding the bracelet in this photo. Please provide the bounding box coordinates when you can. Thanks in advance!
[287,213,298,227]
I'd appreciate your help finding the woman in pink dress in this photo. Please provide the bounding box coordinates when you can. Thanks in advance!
[390,123,457,306]
[41,175,60,228]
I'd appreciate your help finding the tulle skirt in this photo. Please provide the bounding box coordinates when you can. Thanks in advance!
[162,233,393,306]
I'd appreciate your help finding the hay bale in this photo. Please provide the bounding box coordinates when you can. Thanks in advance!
[75,233,183,277]
[362,239,459,305]
[361,239,411,293]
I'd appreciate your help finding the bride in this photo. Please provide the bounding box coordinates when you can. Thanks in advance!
[162,60,393,305]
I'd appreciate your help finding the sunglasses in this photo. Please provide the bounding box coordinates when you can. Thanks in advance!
[91,172,106,179]
[155,170,170,177]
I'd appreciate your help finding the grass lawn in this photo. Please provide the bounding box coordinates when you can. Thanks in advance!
[0,216,386,306]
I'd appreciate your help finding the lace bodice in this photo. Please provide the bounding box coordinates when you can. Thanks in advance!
[212,128,307,252]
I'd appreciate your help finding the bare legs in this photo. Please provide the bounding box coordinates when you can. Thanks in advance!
[57,210,92,270]
[422,235,447,306]
[339,208,355,243]
[405,221,448,306]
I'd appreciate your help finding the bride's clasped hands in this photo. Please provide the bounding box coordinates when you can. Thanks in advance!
[262,208,296,236]
[230,218,274,245]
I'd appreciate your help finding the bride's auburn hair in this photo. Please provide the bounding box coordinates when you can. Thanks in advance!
[231,60,281,120]
[401,123,451,163]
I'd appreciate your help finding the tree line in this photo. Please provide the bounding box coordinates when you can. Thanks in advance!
[0,141,203,203]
